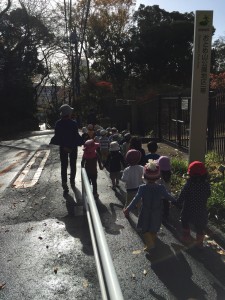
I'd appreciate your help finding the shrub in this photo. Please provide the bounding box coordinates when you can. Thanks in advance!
[171,154,225,228]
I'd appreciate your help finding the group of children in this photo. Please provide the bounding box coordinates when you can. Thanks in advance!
[81,124,211,251]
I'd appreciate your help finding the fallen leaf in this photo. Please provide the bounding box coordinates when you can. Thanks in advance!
[25,227,33,233]
[131,273,136,279]
[132,250,142,255]
[143,269,147,276]
[0,282,6,290]
[41,197,46,200]
[217,249,225,255]
[83,280,89,288]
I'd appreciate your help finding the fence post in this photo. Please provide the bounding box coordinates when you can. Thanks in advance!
[207,90,216,151]
[177,95,182,147]
[157,95,162,140]
[131,102,138,134]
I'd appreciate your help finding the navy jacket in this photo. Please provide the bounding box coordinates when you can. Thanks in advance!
[55,118,82,148]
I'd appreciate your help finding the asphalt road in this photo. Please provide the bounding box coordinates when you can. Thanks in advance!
[1,131,225,300]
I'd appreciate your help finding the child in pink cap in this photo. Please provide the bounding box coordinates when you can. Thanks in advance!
[81,139,103,199]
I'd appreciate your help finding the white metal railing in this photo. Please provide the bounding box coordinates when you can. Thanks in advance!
[81,168,124,300]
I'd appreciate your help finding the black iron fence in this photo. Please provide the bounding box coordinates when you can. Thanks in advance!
[207,90,225,161]
[112,90,225,161]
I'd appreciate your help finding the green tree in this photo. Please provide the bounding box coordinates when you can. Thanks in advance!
[212,38,225,73]
[87,0,135,97]
[129,5,194,87]
[0,6,54,134]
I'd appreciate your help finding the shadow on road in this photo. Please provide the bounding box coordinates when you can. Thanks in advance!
[97,198,125,235]
[146,239,207,300]
[59,187,93,256]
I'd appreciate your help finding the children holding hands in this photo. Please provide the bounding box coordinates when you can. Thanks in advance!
[123,156,211,251]
[123,159,176,252]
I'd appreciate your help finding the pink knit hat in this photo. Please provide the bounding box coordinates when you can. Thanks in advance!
[83,139,99,159]
[125,149,141,165]
[144,159,160,180]
[157,156,171,171]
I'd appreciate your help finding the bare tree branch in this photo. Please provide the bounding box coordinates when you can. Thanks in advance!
[0,0,12,19]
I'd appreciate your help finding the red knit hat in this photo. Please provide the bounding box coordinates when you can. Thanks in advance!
[188,161,207,176]
[144,159,160,180]
[125,149,141,165]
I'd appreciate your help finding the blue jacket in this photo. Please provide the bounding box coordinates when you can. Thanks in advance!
[127,183,175,233]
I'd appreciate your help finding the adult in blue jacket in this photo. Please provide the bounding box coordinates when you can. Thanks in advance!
[54,104,83,193]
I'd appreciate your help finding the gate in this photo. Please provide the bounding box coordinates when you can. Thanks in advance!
[136,90,225,160]
[137,95,190,148]
[159,96,190,149]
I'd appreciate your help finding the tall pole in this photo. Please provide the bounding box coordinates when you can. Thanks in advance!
[188,11,213,163]
[68,0,76,106]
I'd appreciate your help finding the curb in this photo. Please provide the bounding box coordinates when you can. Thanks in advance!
[206,223,225,250]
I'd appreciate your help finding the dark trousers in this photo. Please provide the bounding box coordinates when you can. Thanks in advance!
[87,172,97,195]
[60,147,78,184]
[163,198,170,218]
[181,217,205,235]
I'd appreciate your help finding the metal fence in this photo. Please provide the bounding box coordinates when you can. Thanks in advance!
[110,90,225,160]
[136,90,225,161]
[207,90,225,161]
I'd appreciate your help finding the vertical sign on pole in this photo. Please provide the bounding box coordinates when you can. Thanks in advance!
[189,11,213,163]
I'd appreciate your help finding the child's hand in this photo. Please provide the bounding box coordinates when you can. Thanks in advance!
[123,208,129,218]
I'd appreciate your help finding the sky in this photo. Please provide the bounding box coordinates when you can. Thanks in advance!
[136,0,225,41]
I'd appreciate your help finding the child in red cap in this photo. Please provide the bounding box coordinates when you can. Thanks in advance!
[123,159,175,252]
[176,160,211,249]
[81,139,103,199]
